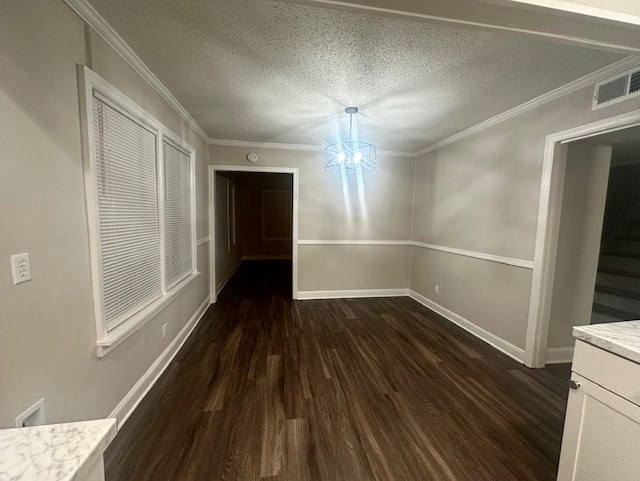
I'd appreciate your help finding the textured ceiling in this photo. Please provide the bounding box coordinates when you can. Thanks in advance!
[88,0,624,153]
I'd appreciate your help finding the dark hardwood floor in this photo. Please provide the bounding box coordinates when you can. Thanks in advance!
[105,260,571,481]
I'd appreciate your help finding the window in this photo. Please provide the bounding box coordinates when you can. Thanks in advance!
[163,140,194,289]
[82,68,197,352]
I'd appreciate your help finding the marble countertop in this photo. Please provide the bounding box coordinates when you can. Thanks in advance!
[573,320,640,364]
[0,418,117,481]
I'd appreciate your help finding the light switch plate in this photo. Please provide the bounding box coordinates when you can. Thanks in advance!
[10,253,32,285]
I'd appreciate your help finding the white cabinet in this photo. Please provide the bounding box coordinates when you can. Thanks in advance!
[557,340,640,480]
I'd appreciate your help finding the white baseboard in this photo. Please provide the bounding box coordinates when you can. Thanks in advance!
[545,347,575,364]
[108,296,211,428]
[408,289,525,364]
[242,255,292,260]
[297,288,409,300]
[216,260,242,295]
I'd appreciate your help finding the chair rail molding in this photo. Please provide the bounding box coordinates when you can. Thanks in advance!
[298,240,533,269]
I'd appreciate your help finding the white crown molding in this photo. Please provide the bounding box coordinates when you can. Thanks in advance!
[63,0,210,144]
[62,1,640,158]
[415,56,640,157]
[209,138,323,151]
[209,138,416,158]
[288,0,640,53]
[380,150,418,158]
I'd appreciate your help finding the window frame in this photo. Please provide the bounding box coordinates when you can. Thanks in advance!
[79,67,198,357]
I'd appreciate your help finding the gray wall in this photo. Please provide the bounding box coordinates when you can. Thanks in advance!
[4,0,640,431]
[410,80,640,352]
[209,146,415,292]
[0,0,209,428]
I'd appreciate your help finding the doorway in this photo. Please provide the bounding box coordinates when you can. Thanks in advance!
[591,135,640,324]
[525,110,640,368]
[208,166,299,303]
[545,131,640,362]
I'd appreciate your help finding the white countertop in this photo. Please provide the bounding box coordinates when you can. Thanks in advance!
[573,320,640,364]
[0,419,117,481]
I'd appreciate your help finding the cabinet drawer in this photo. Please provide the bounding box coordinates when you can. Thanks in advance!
[573,340,640,406]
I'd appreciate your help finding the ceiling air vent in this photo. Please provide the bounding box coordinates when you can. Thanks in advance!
[593,67,640,110]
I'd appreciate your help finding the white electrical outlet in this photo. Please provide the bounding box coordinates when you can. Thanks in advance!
[10,253,32,285]
[434,284,439,294]
[162,323,167,339]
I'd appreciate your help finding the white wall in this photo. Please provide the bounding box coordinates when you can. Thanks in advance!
[0,0,209,427]
[209,146,415,293]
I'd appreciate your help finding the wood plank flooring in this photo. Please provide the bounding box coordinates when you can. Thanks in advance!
[105,260,571,481]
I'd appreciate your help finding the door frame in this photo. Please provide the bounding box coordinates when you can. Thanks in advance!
[208,165,299,303]
[525,108,640,368]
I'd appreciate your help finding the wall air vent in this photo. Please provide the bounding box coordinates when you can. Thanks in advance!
[593,67,640,110]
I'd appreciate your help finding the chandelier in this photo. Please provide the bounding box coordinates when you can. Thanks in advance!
[325,107,376,174]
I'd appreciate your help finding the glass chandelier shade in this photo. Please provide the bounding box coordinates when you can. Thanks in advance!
[325,107,376,174]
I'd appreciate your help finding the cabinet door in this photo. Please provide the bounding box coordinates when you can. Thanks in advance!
[557,373,640,481]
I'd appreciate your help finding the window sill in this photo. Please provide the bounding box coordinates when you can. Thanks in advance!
[96,271,201,358]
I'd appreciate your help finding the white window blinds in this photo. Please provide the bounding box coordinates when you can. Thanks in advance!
[93,95,162,330]
[163,141,193,288]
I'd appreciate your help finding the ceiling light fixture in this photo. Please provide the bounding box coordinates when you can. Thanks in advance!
[325,107,376,174]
